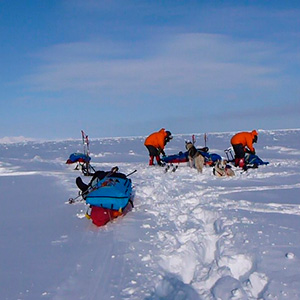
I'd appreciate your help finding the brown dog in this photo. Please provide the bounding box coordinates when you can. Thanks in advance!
[213,160,235,177]
[185,142,204,173]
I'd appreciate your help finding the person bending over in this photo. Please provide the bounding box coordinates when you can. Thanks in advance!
[144,128,172,166]
[231,130,258,169]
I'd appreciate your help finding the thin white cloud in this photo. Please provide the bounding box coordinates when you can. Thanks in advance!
[25,33,283,103]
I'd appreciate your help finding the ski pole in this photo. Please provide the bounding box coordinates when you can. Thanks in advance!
[192,134,196,145]
[204,133,207,147]
[126,169,137,177]
[68,193,85,204]
[68,185,96,204]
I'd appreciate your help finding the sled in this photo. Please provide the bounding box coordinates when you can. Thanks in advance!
[71,168,136,227]
[66,152,95,176]
[85,176,133,211]
[161,151,188,164]
[224,147,269,167]
[161,147,221,166]
[245,153,269,166]
[200,151,222,166]
[66,152,91,164]
[66,131,96,176]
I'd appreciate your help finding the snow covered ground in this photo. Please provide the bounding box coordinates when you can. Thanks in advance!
[1,129,300,300]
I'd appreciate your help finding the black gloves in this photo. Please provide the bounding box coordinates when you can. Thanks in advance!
[160,149,166,157]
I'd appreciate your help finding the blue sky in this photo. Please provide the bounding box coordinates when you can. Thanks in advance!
[1,0,299,139]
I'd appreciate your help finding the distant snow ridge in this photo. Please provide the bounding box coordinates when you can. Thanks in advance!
[0,136,35,144]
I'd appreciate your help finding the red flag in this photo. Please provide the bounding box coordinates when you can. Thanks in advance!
[192,135,196,145]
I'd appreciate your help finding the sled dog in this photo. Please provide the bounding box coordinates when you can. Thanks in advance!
[185,142,204,173]
[213,160,235,177]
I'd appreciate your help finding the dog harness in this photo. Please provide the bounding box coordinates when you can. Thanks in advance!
[213,168,224,177]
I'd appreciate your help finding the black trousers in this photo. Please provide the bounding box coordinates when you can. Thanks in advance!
[145,145,159,156]
[232,144,245,159]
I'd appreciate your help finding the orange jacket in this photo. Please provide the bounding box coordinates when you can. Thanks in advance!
[231,130,258,153]
[144,128,167,150]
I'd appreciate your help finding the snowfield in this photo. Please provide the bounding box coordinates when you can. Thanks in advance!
[1,129,300,300]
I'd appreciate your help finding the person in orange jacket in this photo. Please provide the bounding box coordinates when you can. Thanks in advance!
[144,128,172,166]
[231,130,258,169]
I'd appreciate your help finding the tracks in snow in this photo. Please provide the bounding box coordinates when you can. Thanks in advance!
[132,165,269,299]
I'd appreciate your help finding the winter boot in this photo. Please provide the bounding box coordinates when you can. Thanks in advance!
[238,158,245,169]
[234,158,240,167]
[76,177,89,193]
[149,156,154,166]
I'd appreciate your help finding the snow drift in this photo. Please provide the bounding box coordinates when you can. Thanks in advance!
[0,129,300,299]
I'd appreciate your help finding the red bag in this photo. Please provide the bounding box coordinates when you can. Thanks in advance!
[90,207,112,226]
[90,206,122,227]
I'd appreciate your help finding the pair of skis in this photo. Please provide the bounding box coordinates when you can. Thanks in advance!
[165,163,178,173]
